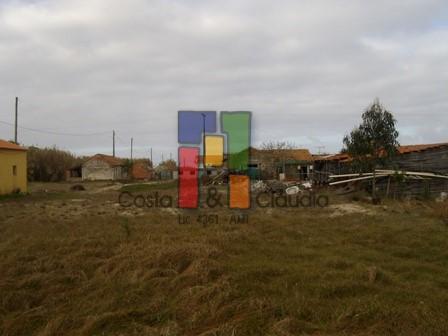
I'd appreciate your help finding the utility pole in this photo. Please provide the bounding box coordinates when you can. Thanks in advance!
[14,97,18,144]
[150,147,153,167]
[201,113,206,184]
[112,130,115,157]
[130,138,133,161]
[201,113,206,164]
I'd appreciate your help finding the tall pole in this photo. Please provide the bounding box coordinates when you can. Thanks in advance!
[14,97,18,144]
[201,113,206,183]
[130,138,133,161]
[150,147,153,167]
[113,130,115,157]
[202,114,206,164]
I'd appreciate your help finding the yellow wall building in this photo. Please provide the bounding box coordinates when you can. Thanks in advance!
[0,139,27,195]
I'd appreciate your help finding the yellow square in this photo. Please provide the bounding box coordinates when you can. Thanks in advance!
[205,136,224,167]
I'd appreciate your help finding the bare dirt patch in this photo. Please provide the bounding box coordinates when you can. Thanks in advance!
[328,203,376,217]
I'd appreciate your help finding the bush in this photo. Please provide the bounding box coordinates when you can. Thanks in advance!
[27,146,83,182]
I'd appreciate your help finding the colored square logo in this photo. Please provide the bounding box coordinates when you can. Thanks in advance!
[178,111,252,209]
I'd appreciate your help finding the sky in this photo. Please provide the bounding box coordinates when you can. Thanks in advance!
[0,0,447,163]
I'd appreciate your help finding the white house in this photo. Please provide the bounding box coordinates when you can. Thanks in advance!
[82,154,127,181]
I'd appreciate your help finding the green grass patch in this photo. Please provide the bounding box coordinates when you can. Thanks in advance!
[0,192,28,202]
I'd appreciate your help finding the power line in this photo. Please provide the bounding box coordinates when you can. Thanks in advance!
[0,120,111,137]
[114,133,128,145]
[0,119,162,160]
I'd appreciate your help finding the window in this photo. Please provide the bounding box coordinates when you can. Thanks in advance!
[12,165,17,176]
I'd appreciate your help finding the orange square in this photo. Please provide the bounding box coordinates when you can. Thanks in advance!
[229,175,250,209]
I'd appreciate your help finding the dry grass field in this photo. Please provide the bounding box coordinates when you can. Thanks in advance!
[1,181,448,335]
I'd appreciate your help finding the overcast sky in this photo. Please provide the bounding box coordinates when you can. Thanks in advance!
[0,0,447,162]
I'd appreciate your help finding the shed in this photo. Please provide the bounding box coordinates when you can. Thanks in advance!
[82,154,126,181]
[392,143,448,173]
[313,142,448,190]
[0,139,27,195]
[249,147,314,180]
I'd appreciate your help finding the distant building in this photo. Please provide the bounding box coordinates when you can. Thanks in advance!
[313,153,352,185]
[195,147,314,181]
[66,164,82,181]
[314,142,448,182]
[0,139,27,195]
[391,143,448,173]
[131,161,153,180]
[82,154,127,181]
[313,142,448,197]
[249,147,314,180]
[156,160,177,180]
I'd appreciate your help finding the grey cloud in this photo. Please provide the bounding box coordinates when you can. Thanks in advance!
[0,0,447,161]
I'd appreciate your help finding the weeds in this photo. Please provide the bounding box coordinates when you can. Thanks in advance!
[120,218,132,239]
[1,184,448,335]
[0,192,27,201]
[430,201,448,224]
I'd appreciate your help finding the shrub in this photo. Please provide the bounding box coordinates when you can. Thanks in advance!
[27,146,83,182]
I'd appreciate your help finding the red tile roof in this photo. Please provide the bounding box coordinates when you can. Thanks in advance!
[86,154,124,167]
[317,143,448,162]
[398,143,448,154]
[0,139,27,151]
[132,162,153,179]
[282,149,313,161]
[250,147,313,161]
